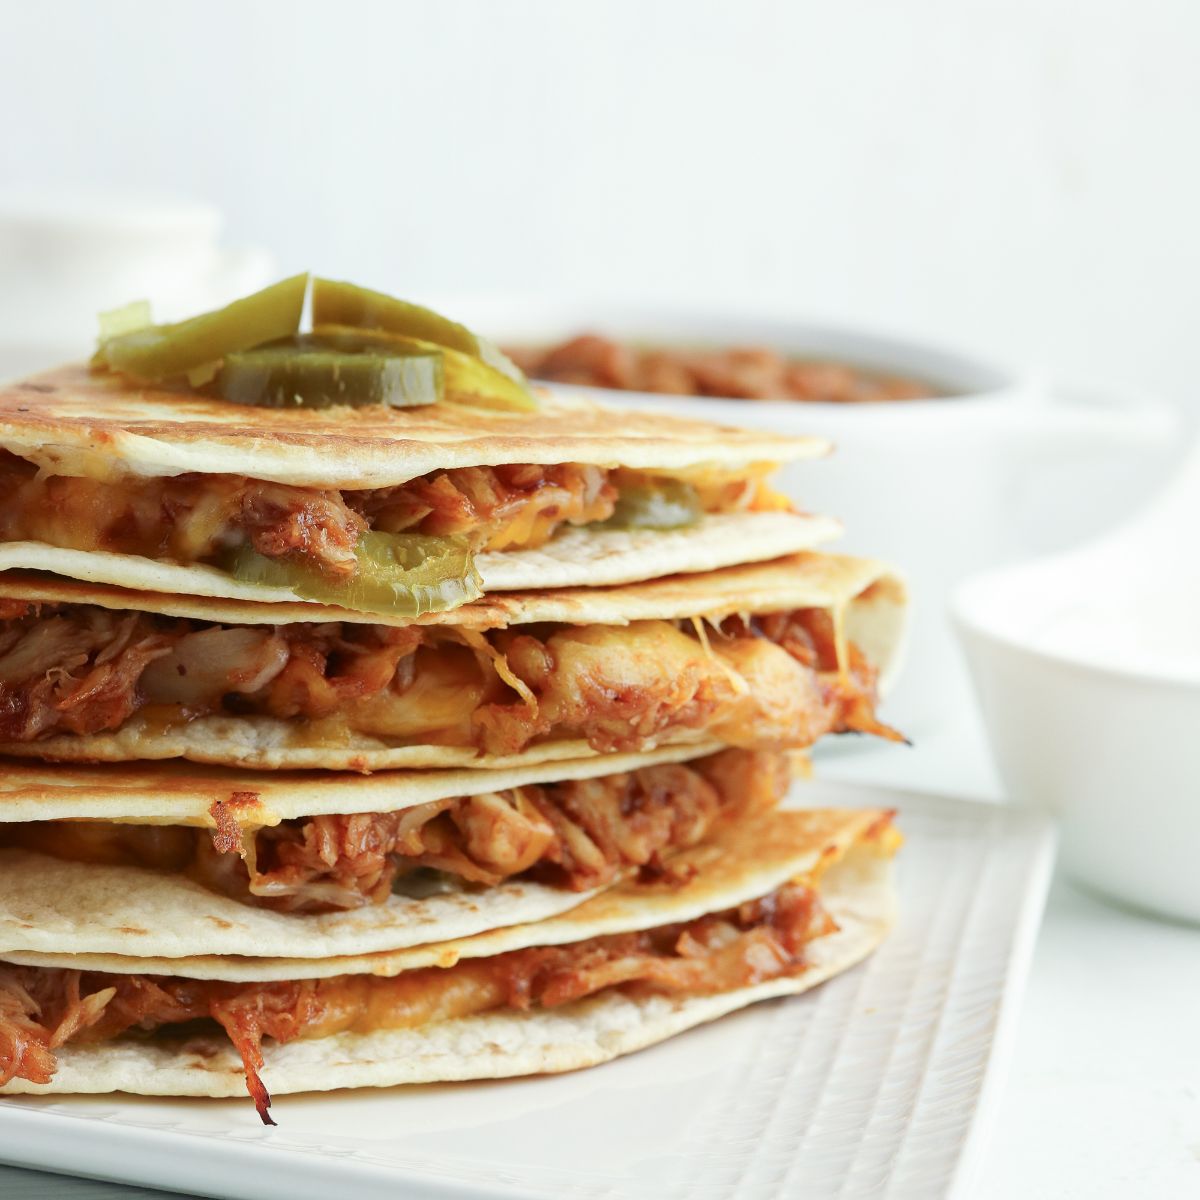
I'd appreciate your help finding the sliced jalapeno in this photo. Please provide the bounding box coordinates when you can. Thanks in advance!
[222,531,482,617]
[95,274,308,383]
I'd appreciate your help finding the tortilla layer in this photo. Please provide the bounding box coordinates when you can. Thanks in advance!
[0,722,709,772]
[0,851,892,1099]
[0,807,854,963]
[0,551,906,771]
[0,543,879,629]
[0,512,840,607]
[0,743,720,826]
[0,365,827,489]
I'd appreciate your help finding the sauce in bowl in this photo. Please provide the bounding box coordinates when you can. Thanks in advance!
[507,333,939,403]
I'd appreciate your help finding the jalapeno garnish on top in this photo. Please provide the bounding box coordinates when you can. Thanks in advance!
[94,274,308,384]
[96,300,153,342]
[311,324,537,413]
[216,342,443,410]
[312,278,525,380]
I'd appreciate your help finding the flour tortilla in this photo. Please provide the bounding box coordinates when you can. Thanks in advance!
[0,743,720,825]
[1,365,828,488]
[0,365,833,606]
[0,551,907,770]
[0,721,689,774]
[0,846,894,1100]
[0,850,595,962]
[0,512,841,604]
[0,543,880,628]
[0,807,871,963]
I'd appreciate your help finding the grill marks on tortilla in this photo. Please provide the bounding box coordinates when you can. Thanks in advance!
[0,364,826,481]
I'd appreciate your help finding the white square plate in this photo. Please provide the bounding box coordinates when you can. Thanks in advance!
[0,781,1054,1200]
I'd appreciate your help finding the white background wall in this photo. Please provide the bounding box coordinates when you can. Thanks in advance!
[2,0,1198,417]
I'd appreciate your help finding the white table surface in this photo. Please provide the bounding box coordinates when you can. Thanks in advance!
[3,719,1198,1200]
[822,720,1200,1200]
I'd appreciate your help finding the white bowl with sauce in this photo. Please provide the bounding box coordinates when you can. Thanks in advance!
[443,299,1179,737]
[953,443,1200,923]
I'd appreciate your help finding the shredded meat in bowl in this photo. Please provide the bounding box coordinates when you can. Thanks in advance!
[1,749,791,912]
[0,880,833,1122]
[0,602,901,756]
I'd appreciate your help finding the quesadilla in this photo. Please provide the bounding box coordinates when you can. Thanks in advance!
[0,747,793,955]
[0,807,899,1122]
[0,363,833,616]
[0,552,905,770]
[0,278,910,1130]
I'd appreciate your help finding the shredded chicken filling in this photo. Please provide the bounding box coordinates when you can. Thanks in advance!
[0,601,899,753]
[0,452,781,577]
[0,880,833,1122]
[0,749,790,913]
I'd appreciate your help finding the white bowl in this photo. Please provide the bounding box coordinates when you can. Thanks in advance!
[953,517,1200,923]
[0,189,276,381]
[442,298,1178,736]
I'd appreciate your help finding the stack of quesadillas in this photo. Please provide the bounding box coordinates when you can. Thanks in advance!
[0,281,907,1121]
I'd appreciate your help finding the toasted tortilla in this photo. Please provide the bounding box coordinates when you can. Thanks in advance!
[0,368,837,610]
[0,743,719,825]
[0,544,879,627]
[0,836,893,1099]
[1,365,828,488]
[0,849,595,962]
[0,720,689,774]
[0,806,864,962]
[0,512,840,604]
[0,367,834,606]
[0,551,906,770]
